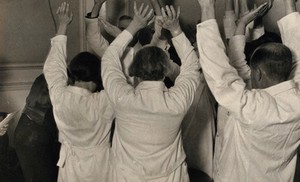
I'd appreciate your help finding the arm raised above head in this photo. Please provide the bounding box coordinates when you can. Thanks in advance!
[278,0,300,82]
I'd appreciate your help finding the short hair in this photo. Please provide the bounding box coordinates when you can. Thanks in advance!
[250,43,293,81]
[245,32,282,64]
[68,52,102,88]
[129,46,169,81]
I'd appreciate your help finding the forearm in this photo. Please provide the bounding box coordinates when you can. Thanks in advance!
[197,19,247,112]
[43,35,68,92]
[278,12,300,82]
[201,6,215,22]
[150,0,162,16]
[234,21,247,36]
[85,18,109,57]
[101,30,133,103]
[56,24,68,36]
[284,0,297,15]
[228,35,251,83]
[169,32,201,112]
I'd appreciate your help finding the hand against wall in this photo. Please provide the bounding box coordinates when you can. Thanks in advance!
[158,5,182,37]
[56,2,73,35]
[126,2,154,36]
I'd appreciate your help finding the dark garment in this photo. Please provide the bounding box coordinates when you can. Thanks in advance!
[14,109,60,182]
[0,134,25,182]
[0,133,9,181]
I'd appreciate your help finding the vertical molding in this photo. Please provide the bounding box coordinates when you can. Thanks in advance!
[79,0,87,51]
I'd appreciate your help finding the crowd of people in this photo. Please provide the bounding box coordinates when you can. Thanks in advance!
[1,0,300,181]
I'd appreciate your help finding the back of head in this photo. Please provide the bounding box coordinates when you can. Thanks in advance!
[245,32,282,64]
[129,46,169,81]
[250,43,293,83]
[68,52,102,90]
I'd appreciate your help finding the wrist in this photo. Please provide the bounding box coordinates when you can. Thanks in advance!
[126,23,140,36]
[201,7,215,22]
[56,24,68,35]
[170,26,182,37]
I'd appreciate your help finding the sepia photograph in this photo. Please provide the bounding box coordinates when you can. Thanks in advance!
[0,0,299,181]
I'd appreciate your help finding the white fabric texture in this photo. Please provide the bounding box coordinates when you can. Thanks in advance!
[197,12,300,182]
[101,30,200,181]
[44,35,114,182]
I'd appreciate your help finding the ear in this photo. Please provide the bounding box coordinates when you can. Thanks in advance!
[253,67,262,81]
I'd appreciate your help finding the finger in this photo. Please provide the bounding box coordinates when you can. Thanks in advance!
[161,7,167,19]
[66,3,70,15]
[56,6,61,14]
[134,1,138,14]
[61,2,66,14]
[170,5,176,19]
[165,5,173,19]
[257,2,269,16]
[176,6,181,19]
[141,5,150,17]
[139,3,145,14]
[146,9,154,20]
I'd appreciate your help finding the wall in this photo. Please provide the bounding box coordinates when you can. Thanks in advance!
[0,0,86,145]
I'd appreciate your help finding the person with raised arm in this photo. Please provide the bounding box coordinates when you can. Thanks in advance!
[197,0,300,181]
[101,2,200,181]
[43,2,115,181]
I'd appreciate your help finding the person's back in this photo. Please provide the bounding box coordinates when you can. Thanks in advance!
[196,0,300,181]
[43,3,114,182]
[102,4,200,181]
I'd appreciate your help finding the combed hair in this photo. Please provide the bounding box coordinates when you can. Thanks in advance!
[245,32,282,64]
[250,43,293,81]
[129,46,169,81]
[68,52,102,88]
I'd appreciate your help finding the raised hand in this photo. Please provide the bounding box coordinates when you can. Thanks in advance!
[158,5,182,37]
[56,2,73,35]
[99,18,122,37]
[126,1,154,36]
[238,1,271,26]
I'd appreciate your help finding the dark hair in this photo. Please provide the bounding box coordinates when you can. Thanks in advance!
[26,74,51,108]
[118,15,133,30]
[245,32,282,64]
[129,46,169,81]
[68,52,102,89]
[250,43,293,81]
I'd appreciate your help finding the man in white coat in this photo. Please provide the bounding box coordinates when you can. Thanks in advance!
[101,2,200,181]
[43,2,114,181]
[197,0,300,181]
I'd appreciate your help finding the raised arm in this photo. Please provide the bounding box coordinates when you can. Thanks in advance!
[196,0,290,122]
[101,2,153,104]
[43,2,73,101]
[223,0,237,41]
[149,0,170,50]
[278,0,300,82]
[160,5,200,112]
[229,2,270,85]
[85,0,109,58]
